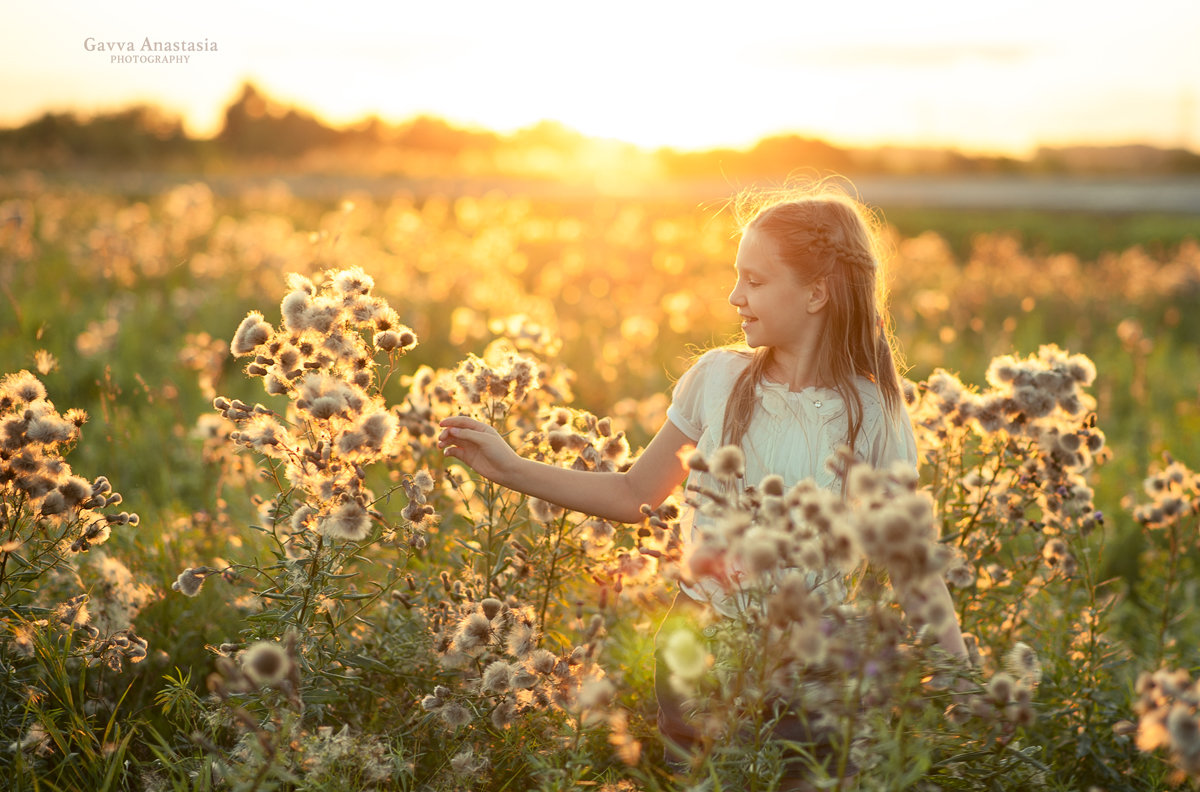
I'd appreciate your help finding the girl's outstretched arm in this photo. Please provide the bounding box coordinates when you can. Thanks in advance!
[437,415,694,523]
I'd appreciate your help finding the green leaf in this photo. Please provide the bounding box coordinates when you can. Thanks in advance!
[341,653,392,672]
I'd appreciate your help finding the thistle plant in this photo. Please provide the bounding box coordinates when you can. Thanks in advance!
[656,445,967,789]
[906,345,1143,785]
[171,268,665,790]
[163,268,436,781]
[907,347,1110,666]
[908,345,1106,603]
[392,327,675,629]
[0,369,148,778]
[1130,454,1200,666]
[1114,455,1200,787]
[1128,666,1200,787]
[180,266,421,627]
[420,592,617,785]
[394,356,679,788]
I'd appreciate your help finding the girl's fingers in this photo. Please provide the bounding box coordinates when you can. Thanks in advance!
[437,429,465,448]
[438,425,480,441]
[437,423,492,450]
[439,415,489,430]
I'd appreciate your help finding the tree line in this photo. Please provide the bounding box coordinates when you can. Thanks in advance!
[4,82,1197,177]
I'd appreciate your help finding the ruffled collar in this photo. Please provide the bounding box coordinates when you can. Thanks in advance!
[758,379,838,399]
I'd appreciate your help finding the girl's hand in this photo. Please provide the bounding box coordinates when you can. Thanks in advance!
[437,416,521,484]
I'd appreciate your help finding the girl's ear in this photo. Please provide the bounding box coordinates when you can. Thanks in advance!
[807,277,829,314]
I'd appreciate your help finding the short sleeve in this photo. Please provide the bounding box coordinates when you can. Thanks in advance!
[666,353,718,441]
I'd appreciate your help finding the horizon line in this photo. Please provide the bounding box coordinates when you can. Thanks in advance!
[6,98,1199,163]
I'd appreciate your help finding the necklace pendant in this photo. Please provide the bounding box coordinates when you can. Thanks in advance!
[813,400,823,408]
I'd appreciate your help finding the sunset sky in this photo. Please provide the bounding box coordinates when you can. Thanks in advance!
[3,0,1198,156]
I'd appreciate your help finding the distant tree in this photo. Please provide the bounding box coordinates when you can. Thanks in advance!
[344,115,390,145]
[742,135,855,175]
[1166,148,1200,173]
[395,115,499,154]
[217,82,340,157]
[0,105,193,165]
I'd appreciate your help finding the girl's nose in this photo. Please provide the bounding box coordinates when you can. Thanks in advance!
[728,284,744,307]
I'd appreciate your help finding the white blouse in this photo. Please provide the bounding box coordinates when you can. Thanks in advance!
[668,348,918,487]
[666,347,919,608]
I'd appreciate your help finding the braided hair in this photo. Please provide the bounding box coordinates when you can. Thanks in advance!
[718,186,905,459]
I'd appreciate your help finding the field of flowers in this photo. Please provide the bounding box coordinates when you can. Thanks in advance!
[1,170,1199,791]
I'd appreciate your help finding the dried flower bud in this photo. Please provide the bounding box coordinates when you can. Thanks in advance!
[480,597,504,621]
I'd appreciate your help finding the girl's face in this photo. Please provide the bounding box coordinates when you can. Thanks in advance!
[728,227,823,353]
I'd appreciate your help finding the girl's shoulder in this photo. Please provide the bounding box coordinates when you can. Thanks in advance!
[700,345,754,370]
[683,346,753,381]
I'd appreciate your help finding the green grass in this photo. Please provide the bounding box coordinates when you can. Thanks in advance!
[881,206,1199,260]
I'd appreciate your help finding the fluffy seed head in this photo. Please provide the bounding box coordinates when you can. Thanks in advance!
[439,703,472,730]
[280,290,312,332]
[491,698,518,729]
[231,312,272,356]
[709,445,745,480]
[39,490,68,516]
[1,371,46,404]
[361,411,396,448]
[1167,705,1200,755]
[505,621,538,658]
[413,469,435,493]
[59,476,92,507]
[332,267,374,297]
[577,677,615,710]
[760,474,785,497]
[171,567,208,597]
[481,660,512,693]
[529,648,557,675]
[454,612,493,653]
[1004,642,1042,686]
[25,415,73,445]
[318,501,372,542]
[241,641,291,686]
[987,672,1015,705]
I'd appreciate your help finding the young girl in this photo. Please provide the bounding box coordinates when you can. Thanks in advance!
[437,185,968,777]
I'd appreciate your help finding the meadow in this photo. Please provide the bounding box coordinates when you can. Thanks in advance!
[1,170,1199,791]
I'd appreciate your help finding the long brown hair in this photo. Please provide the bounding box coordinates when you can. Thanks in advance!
[719,183,905,455]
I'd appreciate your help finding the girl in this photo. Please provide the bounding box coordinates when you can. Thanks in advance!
[438,184,968,779]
